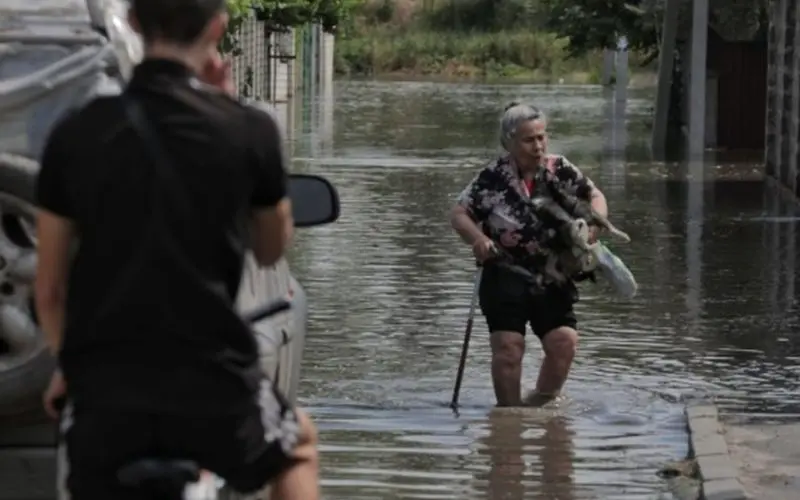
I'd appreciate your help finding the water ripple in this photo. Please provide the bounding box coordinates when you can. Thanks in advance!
[285,81,798,498]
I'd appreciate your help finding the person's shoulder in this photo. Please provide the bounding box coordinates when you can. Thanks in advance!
[185,84,283,139]
[42,96,116,150]
[240,99,283,138]
[243,99,279,120]
[62,95,126,128]
[478,155,510,175]
[45,109,82,141]
[180,80,255,119]
[461,157,507,195]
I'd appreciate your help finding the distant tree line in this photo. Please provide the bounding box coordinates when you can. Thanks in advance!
[541,0,769,61]
[384,0,770,62]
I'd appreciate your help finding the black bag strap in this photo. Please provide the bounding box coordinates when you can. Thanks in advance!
[78,94,198,332]
[121,94,193,219]
[122,95,259,318]
[120,93,224,290]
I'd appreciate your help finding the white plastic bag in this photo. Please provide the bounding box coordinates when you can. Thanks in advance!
[591,242,638,299]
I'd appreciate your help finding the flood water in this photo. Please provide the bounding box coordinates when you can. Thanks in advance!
[285,81,800,499]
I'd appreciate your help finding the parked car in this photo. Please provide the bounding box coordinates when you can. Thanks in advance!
[0,1,339,498]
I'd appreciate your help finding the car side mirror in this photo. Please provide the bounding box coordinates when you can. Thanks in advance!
[288,174,340,228]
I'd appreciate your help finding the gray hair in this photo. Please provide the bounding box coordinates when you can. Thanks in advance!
[499,102,546,151]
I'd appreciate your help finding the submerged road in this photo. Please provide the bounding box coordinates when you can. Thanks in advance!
[286,80,799,499]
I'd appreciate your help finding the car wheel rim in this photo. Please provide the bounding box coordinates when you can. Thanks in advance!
[0,192,42,372]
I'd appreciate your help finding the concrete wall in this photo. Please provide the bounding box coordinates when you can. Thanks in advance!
[766,0,800,195]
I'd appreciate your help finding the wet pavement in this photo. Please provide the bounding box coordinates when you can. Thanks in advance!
[726,422,800,499]
[284,81,800,499]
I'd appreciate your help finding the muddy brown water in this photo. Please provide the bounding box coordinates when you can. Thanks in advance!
[285,81,800,499]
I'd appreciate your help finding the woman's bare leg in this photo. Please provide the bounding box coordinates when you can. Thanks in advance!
[270,409,320,500]
[529,326,578,404]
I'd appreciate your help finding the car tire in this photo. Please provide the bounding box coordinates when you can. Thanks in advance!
[0,154,54,419]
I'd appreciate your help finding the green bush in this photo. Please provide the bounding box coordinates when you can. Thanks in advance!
[333,0,655,82]
[336,29,603,81]
[418,0,547,32]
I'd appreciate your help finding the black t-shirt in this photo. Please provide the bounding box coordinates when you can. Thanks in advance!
[35,59,287,415]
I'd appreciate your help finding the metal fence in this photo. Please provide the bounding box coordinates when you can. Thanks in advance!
[229,17,305,105]
[230,17,270,100]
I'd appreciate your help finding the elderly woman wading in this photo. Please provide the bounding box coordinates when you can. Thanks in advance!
[450,103,609,407]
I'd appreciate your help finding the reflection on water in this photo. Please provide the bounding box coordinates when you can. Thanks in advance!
[285,81,800,498]
[471,409,575,500]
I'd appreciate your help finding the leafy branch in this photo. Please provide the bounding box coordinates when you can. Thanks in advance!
[539,0,769,61]
[222,0,359,54]
[226,0,359,34]
[539,0,662,59]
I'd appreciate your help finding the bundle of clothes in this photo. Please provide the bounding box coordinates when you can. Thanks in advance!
[491,165,638,299]
[532,166,638,298]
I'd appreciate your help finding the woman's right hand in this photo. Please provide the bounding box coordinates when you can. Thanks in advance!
[472,238,498,262]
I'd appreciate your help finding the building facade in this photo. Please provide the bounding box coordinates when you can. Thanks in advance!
[650,0,800,199]
[765,0,800,196]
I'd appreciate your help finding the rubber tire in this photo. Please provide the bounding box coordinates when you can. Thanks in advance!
[0,153,54,420]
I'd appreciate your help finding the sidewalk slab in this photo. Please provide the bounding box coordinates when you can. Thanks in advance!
[724,421,800,500]
[685,402,748,500]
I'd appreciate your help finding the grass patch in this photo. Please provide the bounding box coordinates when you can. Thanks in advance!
[335,29,650,83]
[333,0,656,83]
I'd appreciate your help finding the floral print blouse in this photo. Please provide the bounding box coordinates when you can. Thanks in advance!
[456,154,596,277]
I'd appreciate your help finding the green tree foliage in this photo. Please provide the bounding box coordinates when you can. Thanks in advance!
[419,0,548,32]
[222,0,360,53]
[539,0,663,58]
[539,0,770,60]
[226,0,360,35]
[707,0,769,41]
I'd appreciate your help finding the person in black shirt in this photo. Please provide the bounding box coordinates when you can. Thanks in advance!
[33,1,318,498]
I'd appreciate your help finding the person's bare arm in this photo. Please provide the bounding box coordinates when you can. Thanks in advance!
[450,204,488,246]
[34,114,77,357]
[451,169,498,263]
[248,104,293,267]
[251,198,293,267]
[590,186,608,218]
[35,211,75,356]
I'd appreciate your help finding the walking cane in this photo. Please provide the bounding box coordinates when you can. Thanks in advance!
[449,267,483,411]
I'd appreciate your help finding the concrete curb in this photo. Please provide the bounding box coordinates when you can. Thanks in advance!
[685,403,748,500]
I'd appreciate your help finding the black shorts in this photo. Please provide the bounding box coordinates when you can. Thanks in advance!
[479,264,577,338]
[62,382,299,500]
